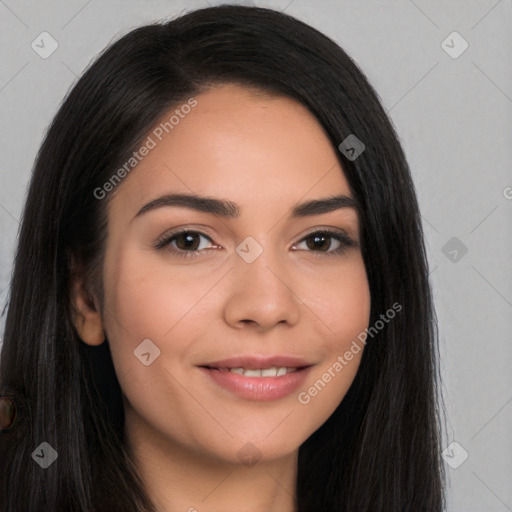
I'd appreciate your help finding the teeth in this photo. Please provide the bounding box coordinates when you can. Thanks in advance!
[227,366,298,377]
[243,369,262,377]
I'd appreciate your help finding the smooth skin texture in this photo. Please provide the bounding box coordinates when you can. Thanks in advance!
[72,83,371,512]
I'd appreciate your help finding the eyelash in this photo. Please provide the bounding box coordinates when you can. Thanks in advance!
[153,227,358,260]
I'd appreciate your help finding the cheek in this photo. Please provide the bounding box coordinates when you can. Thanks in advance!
[296,257,370,419]
[101,245,197,376]
[103,245,214,341]
[100,247,219,440]
[304,256,371,341]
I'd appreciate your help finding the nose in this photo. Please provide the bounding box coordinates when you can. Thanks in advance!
[223,242,301,332]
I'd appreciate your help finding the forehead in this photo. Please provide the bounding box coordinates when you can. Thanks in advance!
[108,83,353,220]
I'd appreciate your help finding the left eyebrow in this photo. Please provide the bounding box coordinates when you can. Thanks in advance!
[131,193,359,222]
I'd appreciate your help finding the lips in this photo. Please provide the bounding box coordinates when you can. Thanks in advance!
[197,355,314,401]
[199,355,312,371]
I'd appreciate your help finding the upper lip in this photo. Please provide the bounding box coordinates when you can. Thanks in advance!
[199,355,313,370]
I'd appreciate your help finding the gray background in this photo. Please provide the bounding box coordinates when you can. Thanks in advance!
[1,1,511,510]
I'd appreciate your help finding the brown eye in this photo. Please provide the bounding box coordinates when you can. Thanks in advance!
[154,229,219,259]
[304,233,336,252]
[173,232,203,251]
[293,229,357,258]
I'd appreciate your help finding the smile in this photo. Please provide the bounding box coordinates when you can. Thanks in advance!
[211,366,299,377]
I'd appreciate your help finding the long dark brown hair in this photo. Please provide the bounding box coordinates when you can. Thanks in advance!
[0,4,446,511]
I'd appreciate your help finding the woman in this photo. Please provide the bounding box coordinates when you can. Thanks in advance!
[0,4,446,511]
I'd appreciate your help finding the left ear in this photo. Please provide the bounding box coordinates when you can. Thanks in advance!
[69,257,105,346]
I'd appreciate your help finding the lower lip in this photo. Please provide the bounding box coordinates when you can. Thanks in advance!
[199,366,312,401]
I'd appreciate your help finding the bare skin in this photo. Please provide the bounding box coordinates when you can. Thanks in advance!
[72,83,371,512]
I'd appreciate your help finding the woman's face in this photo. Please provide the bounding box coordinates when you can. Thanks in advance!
[90,83,370,465]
